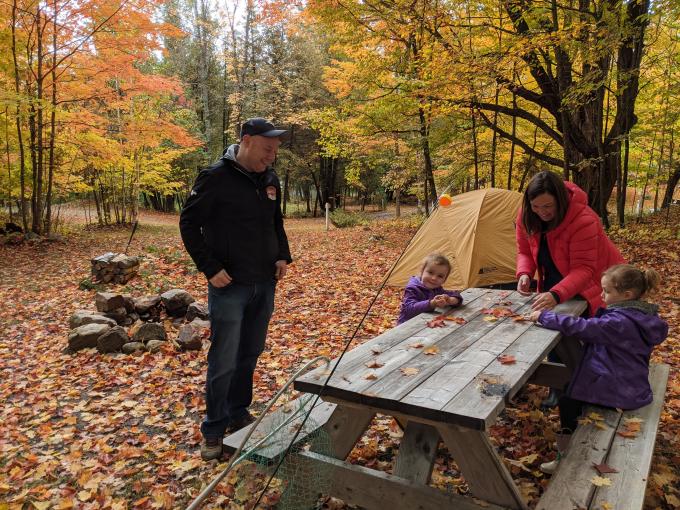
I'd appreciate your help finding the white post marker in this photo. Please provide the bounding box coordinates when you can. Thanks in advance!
[325,202,330,231]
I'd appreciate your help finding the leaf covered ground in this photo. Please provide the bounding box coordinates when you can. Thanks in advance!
[0,209,678,509]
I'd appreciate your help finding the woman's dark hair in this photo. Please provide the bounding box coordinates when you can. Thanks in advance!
[521,171,570,234]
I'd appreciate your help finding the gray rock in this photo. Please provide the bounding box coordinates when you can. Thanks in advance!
[134,295,161,314]
[145,339,166,353]
[189,318,211,330]
[68,323,112,351]
[131,322,167,344]
[122,295,136,313]
[177,324,203,351]
[186,302,209,321]
[160,289,195,317]
[122,342,145,354]
[69,310,117,329]
[97,326,129,353]
[104,307,127,325]
[95,292,125,313]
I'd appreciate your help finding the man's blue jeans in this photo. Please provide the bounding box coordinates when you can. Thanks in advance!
[201,280,276,439]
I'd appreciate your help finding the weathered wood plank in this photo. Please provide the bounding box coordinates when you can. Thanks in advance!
[294,288,494,397]
[319,405,375,460]
[437,300,587,429]
[291,450,508,510]
[535,407,622,510]
[372,292,532,401]
[527,361,572,389]
[222,398,337,459]
[437,424,528,510]
[392,421,440,484]
[589,363,670,510]
[439,324,565,429]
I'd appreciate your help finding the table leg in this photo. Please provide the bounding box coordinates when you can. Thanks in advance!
[437,424,528,510]
[317,405,374,459]
[553,335,583,375]
[393,421,440,484]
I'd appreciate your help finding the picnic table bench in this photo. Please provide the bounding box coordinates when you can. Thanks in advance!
[221,287,669,510]
[536,362,670,510]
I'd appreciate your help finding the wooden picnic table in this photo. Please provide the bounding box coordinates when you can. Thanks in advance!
[293,288,587,510]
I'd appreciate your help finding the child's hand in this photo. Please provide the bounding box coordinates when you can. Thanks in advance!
[527,311,542,322]
[430,295,449,309]
[446,296,461,307]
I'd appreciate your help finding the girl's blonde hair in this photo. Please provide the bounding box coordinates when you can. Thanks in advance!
[603,264,661,299]
[421,253,452,277]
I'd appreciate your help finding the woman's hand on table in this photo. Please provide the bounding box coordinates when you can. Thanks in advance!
[531,292,557,311]
[517,274,532,295]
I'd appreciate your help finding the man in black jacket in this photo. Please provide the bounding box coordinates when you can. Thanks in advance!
[179,118,292,460]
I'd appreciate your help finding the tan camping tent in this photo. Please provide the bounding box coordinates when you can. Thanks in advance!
[385,188,523,289]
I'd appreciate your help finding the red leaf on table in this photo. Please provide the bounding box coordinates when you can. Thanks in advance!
[593,463,619,474]
[497,354,516,364]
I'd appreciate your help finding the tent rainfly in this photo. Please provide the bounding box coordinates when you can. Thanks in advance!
[384,188,523,290]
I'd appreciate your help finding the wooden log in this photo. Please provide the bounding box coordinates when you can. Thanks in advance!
[392,421,440,484]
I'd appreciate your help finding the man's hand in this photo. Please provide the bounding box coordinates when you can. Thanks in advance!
[209,269,232,288]
[274,260,288,280]
[517,274,532,295]
[531,292,557,311]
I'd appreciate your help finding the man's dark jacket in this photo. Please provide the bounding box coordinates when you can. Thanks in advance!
[179,144,292,284]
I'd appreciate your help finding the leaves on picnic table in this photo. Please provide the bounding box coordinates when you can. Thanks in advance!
[409,341,424,348]
[434,314,467,324]
[593,462,620,474]
[617,417,643,438]
[497,354,516,365]
[481,307,515,317]
[365,360,384,368]
[364,373,378,380]
[400,367,420,376]
[427,318,447,328]
[484,316,499,322]
[591,476,613,487]
[423,346,440,355]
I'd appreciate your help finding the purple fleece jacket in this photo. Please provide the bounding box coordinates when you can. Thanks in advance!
[397,276,463,324]
[538,301,668,410]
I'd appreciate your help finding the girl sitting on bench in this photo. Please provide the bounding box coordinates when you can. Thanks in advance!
[528,263,668,474]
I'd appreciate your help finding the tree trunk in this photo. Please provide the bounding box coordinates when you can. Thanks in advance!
[471,108,479,189]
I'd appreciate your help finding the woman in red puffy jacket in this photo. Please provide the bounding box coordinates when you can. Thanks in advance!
[516,171,624,315]
[515,171,625,407]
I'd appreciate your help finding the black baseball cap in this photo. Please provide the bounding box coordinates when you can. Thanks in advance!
[240,117,287,138]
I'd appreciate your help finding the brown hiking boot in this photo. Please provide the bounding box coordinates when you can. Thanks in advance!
[200,436,223,461]
[227,412,256,433]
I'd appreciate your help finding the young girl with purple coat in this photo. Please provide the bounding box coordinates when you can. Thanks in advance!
[397,253,463,324]
[529,263,668,474]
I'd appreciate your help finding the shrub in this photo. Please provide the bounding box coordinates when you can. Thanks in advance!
[330,209,370,228]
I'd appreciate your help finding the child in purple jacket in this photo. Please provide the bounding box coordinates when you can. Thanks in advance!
[397,253,463,324]
[529,263,668,474]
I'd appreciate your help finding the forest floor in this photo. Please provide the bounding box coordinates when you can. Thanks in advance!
[0,206,678,510]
